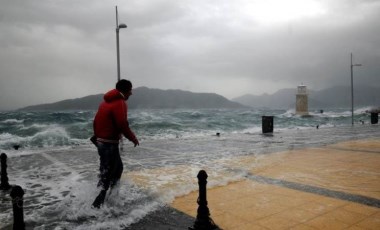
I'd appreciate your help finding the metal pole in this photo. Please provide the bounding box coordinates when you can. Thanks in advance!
[116,6,121,82]
[350,53,362,126]
[115,6,123,151]
[116,6,122,151]
[351,53,354,126]
[115,6,127,151]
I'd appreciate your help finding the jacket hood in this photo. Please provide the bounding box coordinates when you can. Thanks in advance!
[104,89,125,102]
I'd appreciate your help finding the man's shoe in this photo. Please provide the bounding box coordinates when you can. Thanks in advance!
[92,190,106,208]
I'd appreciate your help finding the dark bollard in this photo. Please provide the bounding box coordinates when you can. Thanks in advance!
[0,153,11,190]
[262,116,274,134]
[10,185,25,230]
[189,170,219,230]
[371,113,378,124]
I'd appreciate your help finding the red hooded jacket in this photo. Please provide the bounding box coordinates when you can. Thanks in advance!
[93,89,137,143]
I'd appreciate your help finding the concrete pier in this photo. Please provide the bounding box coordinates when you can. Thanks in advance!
[171,139,380,229]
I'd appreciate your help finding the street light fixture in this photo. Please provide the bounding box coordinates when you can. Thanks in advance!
[116,6,127,82]
[350,53,362,126]
[119,23,127,29]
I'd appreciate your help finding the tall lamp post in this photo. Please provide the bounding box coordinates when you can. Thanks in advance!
[116,6,127,151]
[350,53,362,126]
[116,6,127,82]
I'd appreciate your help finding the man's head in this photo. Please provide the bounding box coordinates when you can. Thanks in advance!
[116,79,133,100]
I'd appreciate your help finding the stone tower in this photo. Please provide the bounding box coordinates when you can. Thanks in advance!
[296,85,309,116]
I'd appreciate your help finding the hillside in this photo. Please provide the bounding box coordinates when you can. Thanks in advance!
[19,87,246,111]
[232,85,380,109]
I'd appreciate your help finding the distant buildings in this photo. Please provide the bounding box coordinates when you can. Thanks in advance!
[296,85,309,116]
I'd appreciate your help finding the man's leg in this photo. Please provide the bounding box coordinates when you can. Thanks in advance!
[92,190,107,208]
[110,147,123,190]
[92,142,113,208]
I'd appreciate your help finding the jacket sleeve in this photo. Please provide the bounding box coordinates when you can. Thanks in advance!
[113,100,137,142]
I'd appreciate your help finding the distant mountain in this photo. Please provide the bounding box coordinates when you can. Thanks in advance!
[19,94,103,111]
[19,87,246,111]
[129,87,246,109]
[232,85,380,109]
[233,88,296,109]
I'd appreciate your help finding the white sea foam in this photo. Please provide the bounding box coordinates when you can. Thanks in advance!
[38,126,66,141]
[281,109,295,117]
[0,125,81,152]
[354,106,374,114]
[19,123,49,130]
[241,126,262,134]
[1,119,24,124]
[24,176,164,229]
[320,110,351,117]
[0,132,17,140]
[0,132,24,145]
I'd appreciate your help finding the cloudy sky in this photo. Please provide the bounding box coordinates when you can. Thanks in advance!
[0,0,379,110]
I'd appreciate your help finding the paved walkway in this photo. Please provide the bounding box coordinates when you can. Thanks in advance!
[170,139,380,230]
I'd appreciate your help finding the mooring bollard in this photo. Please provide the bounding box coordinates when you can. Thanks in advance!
[371,112,378,124]
[0,153,11,190]
[262,116,274,134]
[10,185,25,230]
[189,170,219,230]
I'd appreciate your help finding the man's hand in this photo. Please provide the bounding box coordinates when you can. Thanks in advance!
[133,138,139,147]
[90,135,98,147]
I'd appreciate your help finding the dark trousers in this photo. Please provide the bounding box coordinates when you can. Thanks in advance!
[96,142,123,191]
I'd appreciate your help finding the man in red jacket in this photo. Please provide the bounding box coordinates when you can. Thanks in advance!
[92,79,139,208]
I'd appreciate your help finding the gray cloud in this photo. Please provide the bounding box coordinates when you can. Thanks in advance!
[1,0,379,110]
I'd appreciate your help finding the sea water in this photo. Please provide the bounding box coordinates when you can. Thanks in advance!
[0,108,378,229]
[0,107,374,150]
